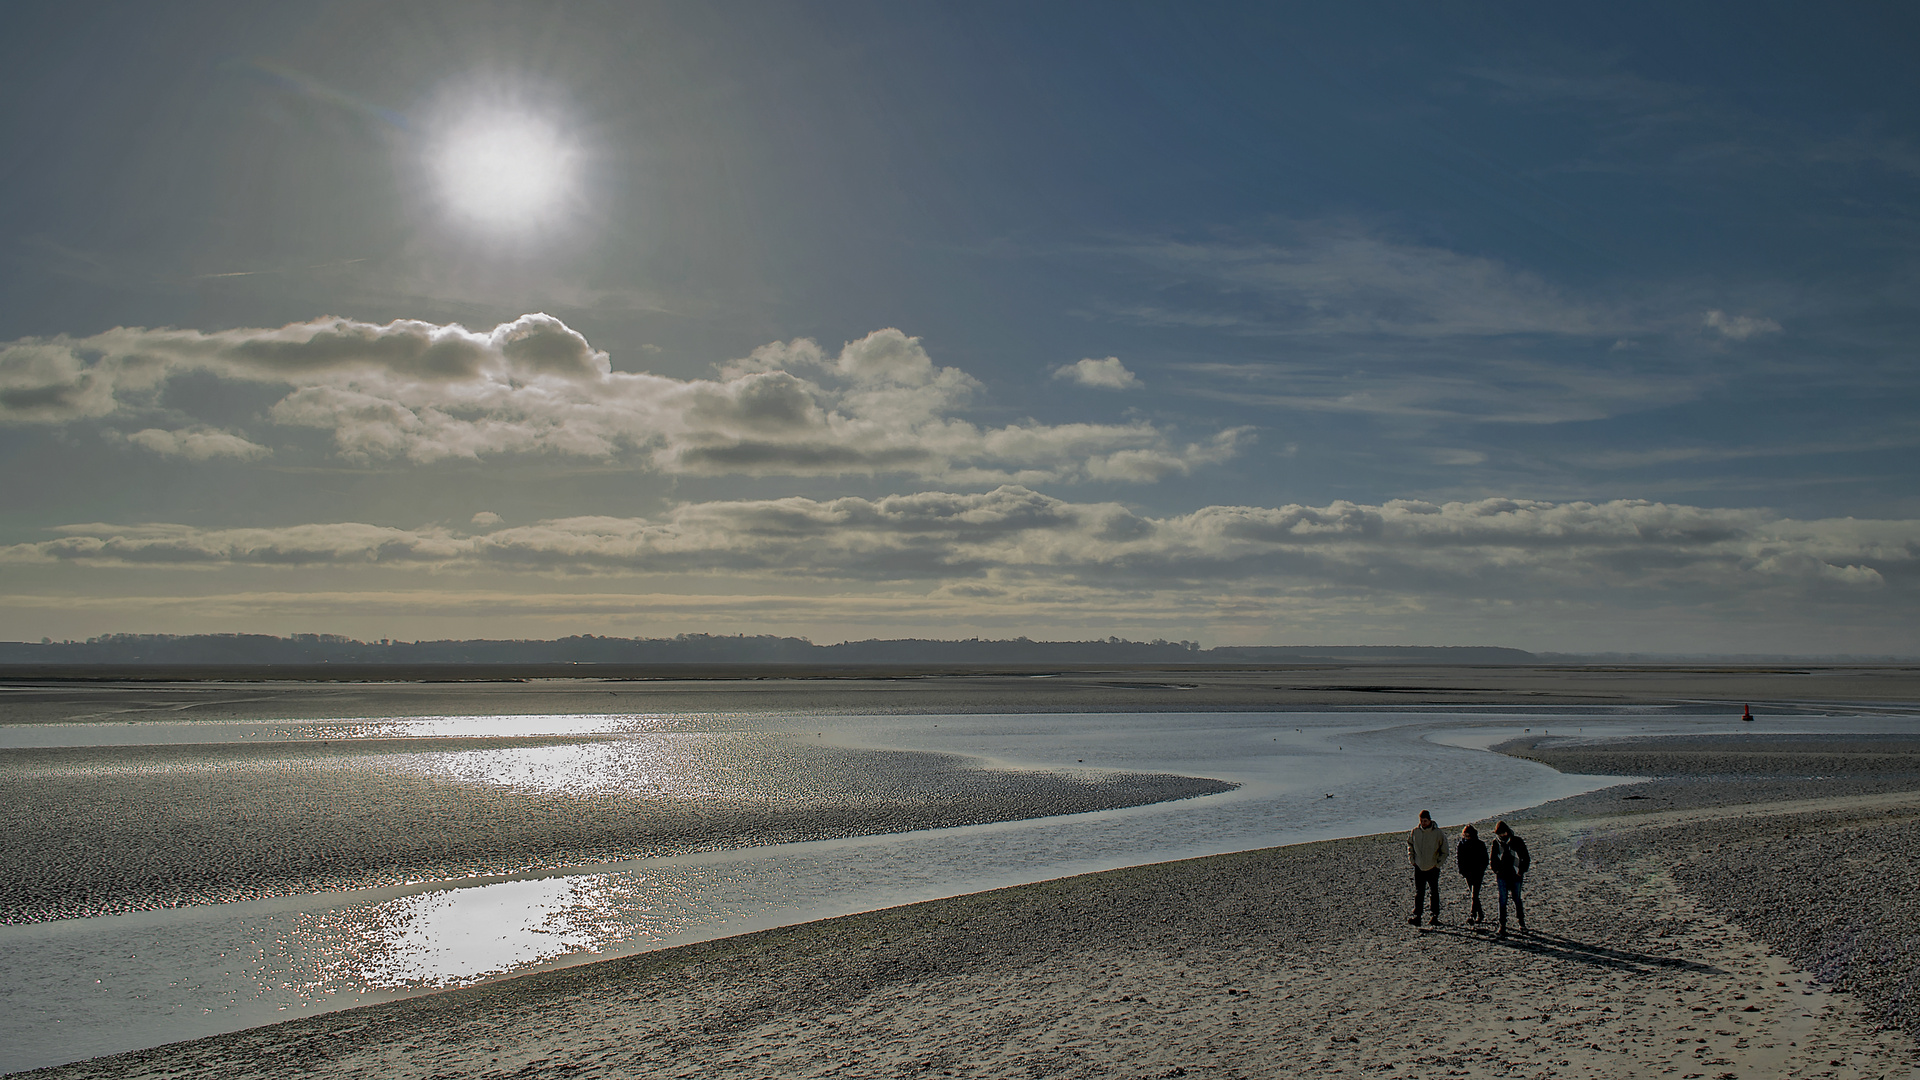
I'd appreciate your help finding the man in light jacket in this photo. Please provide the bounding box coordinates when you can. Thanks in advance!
[1407,809,1450,927]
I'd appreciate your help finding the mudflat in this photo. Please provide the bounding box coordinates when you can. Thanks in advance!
[28,726,1920,1079]
[0,735,1229,923]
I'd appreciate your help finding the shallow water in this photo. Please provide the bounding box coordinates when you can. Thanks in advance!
[2,707,1915,1073]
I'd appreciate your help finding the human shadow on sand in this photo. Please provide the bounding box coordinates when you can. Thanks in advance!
[1421,926,1724,976]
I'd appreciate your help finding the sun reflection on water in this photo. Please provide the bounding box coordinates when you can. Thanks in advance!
[311,877,604,987]
[388,738,721,798]
[289,870,719,992]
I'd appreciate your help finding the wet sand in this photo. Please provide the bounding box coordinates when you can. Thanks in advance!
[23,729,1920,1078]
[0,736,1229,923]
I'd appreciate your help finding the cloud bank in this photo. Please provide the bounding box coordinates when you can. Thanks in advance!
[0,316,1240,482]
[10,490,1909,602]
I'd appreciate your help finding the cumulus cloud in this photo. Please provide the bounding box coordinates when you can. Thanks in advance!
[119,426,270,461]
[1704,310,1783,340]
[1054,356,1141,389]
[0,316,1236,483]
[8,490,1908,601]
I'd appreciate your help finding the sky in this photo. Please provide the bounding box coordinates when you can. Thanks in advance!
[2,1,1917,654]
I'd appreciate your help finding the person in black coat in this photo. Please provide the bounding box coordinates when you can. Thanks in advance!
[1455,824,1489,924]
[1490,820,1531,938]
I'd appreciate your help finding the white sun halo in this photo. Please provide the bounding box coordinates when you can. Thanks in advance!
[435,113,576,226]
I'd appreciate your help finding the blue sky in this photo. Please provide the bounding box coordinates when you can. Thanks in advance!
[2,1,1916,652]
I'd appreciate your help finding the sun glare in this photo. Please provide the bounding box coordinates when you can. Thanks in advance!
[435,112,576,227]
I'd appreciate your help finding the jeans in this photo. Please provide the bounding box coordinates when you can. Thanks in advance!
[1497,875,1525,928]
[1412,867,1441,921]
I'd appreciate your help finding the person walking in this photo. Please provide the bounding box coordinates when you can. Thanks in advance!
[1406,810,1449,926]
[1490,820,1530,938]
[1456,824,1488,924]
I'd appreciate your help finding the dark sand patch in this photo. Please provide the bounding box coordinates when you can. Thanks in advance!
[1501,731,1920,780]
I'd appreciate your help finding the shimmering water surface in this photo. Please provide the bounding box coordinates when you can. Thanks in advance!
[3,708,1916,1073]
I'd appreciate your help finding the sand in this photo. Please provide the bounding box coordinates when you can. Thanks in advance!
[23,732,1920,1079]
[0,736,1228,923]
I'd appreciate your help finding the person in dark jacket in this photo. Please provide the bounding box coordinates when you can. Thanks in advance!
[1490,820,1530,938]
[1456,824,1489,924]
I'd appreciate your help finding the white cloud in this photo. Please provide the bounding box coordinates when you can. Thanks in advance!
[1704,310,1782,340]
[1055,356,1141,389]
[8,490,1908,604]
[0,316,1236,483]
[119,426,270,461]
[471,511,503,527]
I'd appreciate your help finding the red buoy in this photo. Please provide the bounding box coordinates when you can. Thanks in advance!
[1742,704,1754,721]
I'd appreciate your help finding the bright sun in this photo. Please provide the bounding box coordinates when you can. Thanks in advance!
[435,113,576,227]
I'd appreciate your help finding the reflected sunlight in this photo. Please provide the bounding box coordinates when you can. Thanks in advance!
[397,738,722,798]
[314,877,604,988]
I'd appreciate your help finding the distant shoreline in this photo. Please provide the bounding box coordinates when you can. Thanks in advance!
[4,663,1917,719]
[8,632,1912,673]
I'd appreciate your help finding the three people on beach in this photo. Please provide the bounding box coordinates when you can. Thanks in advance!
[1407,814,1528,936]
[1406,810,1449,926]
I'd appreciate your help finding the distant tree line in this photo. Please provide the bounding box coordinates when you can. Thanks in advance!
[0,632,1538,666]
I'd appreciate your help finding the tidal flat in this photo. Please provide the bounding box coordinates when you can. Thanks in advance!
[26,730,1920,1080]
[4,664,1919,1077]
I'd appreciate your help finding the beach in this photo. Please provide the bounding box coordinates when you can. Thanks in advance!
[20,720,1920,1079]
